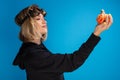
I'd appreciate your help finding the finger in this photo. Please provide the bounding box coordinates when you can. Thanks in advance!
[108,14,113,24]
[105,14,109,24]
[107,14,113,29]
[108,14,113,26]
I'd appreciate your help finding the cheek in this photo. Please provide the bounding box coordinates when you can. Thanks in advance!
[35,20,42,26]
[34,22,47,33]
[34,22,42,30]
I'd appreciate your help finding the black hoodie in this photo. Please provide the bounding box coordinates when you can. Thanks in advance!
[13,33,100,80]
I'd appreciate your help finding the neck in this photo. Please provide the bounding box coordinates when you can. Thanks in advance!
[26,39,41,45]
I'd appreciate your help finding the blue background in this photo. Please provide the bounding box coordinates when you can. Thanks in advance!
[0,0,120,80]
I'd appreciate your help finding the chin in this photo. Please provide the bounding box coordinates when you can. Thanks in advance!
[44,29,48,33]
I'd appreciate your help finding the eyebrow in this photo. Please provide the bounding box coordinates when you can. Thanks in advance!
[33,14,43,19]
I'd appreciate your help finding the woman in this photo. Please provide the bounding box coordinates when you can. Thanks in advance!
[13,4,113,80]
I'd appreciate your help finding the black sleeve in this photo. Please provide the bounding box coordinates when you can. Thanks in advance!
[25,33,101,72]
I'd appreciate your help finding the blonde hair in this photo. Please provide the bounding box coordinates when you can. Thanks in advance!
[19,17,47,42]
[14,4,47,42]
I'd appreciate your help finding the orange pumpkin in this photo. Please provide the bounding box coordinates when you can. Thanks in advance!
[97,13,107,24]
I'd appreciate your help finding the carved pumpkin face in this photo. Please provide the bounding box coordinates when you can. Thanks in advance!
[97,13,107,24]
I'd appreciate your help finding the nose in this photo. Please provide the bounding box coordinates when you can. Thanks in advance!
[42,19,47,24]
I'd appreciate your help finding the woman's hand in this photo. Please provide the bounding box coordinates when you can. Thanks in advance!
[94,10,113,36]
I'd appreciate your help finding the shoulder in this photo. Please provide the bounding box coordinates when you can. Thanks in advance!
[22,42,51,58]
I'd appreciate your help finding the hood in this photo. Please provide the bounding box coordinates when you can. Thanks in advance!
[13,43,28,70]
[13,42,45,69]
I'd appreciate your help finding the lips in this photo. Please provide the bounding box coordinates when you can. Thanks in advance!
[42,25,47,28]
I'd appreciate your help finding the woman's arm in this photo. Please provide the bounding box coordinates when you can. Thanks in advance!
[25,33,100,72]
[24,13,113,72]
